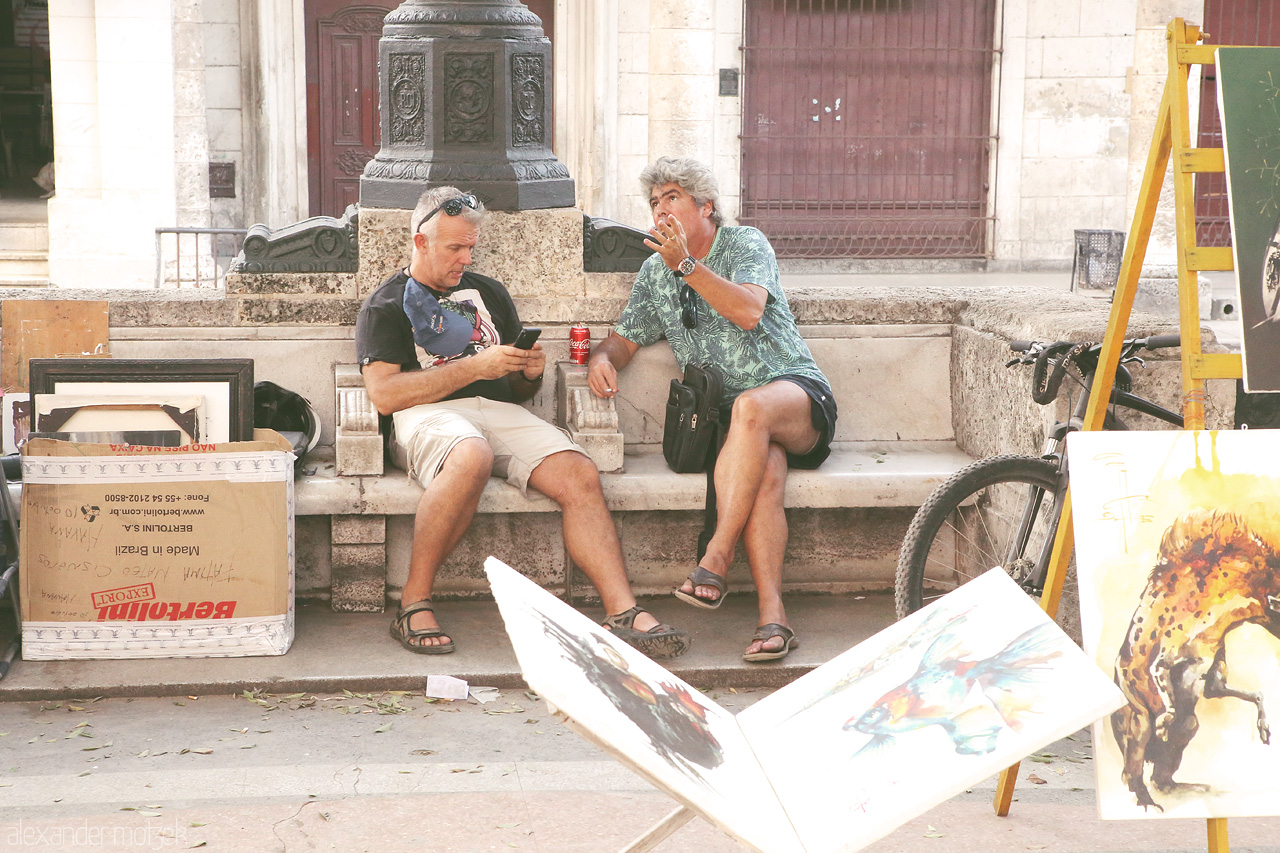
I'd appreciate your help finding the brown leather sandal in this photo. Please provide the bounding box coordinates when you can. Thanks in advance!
[602,606,691,659]
[390,599,455,655]
[743,623,798,662]
[672,566,728,609]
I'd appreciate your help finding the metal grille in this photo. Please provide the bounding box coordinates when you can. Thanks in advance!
[740,0,998,259]
[1195,0,1280,248]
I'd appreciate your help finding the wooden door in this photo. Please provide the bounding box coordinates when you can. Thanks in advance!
[1195,1,1280,247]
[740,0,997,258]
[305,1,396,218]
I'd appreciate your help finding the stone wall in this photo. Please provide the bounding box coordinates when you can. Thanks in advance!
[993,0,1138,267]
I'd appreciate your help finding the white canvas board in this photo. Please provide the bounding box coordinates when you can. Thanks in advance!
[1069,429,1280,819]
[34,394,206,445]
[50,381,232,443]
[738,568,1124,852]
[484,558,804,853]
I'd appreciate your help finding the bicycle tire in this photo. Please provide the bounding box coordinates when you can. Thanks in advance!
[895,455,1062,619]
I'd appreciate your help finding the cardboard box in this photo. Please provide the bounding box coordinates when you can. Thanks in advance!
[19,430,295,659]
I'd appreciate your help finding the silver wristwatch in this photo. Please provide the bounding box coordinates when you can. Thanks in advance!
[673,256,696,278]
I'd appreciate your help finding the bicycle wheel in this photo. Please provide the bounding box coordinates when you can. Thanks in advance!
[895,455,1062,619]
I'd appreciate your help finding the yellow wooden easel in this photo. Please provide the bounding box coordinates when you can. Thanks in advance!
[991,18,1241,853]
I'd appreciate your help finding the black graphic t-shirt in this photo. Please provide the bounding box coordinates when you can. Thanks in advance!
[355,269,523,403]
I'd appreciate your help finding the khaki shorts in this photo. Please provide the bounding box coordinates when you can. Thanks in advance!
[390,397,586,495]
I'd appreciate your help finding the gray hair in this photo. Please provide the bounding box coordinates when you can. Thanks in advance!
[411,186,485,241]
[639,157,723,227]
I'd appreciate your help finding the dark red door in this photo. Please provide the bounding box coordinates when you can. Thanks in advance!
[305,1,555,217]
[1195,1,1280,247]
[306,1,397,218]
[741,0,998,259]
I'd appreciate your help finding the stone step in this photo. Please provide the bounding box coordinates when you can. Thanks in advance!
[0,250,49,279]
[0,222,48,252]
[0,275,49,287]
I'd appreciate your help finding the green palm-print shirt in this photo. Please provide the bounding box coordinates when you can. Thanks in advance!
[613,226,830,402]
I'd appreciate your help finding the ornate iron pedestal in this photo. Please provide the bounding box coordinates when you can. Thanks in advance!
[359,0,574,211]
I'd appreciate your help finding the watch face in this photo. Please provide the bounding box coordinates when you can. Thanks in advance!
[677,257,696,276]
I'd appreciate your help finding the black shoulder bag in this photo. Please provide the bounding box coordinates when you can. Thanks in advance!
[663,363,723,473]
[662,364,727,560]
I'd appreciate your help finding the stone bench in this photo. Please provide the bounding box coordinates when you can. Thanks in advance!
[306,321,974,610]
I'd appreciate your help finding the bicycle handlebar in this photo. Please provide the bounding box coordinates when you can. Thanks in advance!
[1008,333,1182,406]
[1141,333,1182,350]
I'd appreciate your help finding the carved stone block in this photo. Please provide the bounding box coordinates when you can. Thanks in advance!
[556,362,623,473]
[230,204,359,274]
[336,364,383,476]
[583,216,651,273]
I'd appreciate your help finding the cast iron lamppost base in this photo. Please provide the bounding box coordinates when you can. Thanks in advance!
[359,0,575,211]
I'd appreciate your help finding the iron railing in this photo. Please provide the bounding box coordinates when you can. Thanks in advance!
[154,227,248,289]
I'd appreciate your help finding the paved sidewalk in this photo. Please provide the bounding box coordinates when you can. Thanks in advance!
[2,688,1278,852]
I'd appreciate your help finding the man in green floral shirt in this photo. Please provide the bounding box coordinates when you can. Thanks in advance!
[588,157,837,663]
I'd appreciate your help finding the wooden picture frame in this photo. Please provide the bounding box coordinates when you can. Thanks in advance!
[27,358,254,442]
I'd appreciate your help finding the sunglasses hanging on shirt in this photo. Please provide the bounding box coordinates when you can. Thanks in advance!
[679,283,698,330]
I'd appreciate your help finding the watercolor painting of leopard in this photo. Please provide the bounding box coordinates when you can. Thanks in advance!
[1111,508,1280,811]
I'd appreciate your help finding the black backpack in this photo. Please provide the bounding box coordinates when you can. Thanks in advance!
[253,381,320,470]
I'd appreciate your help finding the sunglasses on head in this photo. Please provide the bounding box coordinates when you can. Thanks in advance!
[679,283,697,329]
[417,194,480,231]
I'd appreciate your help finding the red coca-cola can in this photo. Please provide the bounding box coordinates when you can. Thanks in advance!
[569,323,591,364]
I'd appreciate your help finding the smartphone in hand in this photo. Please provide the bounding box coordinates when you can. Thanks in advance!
[512,327,542,350]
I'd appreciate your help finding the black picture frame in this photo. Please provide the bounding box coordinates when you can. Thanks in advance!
[27,358,255,442]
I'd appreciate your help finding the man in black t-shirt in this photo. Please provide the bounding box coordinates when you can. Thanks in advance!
[356,186,688,659]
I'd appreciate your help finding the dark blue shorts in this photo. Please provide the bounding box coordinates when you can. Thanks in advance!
[775,374,838,469]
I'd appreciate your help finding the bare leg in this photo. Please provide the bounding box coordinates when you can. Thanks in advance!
[742,444,791,656]
[677,381,818,602]
[527,450,661,633]
[401,438,492,649]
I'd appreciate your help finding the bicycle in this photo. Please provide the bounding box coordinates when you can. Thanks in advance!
[893,333,1184,620]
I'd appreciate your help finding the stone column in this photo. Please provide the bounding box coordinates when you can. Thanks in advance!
[47,1,178,288]
[647,0,716,163]
[555,0,619,217]
[239,0,309,230]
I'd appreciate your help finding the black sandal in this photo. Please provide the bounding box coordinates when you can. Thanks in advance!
[390,599,455,655]
[602,606,691,659]
[672,566,728,610]
[743,623,798,662]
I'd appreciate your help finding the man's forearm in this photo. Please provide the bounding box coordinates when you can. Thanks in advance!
[685,265,766,330]
[589,332,635,373]
[367,358,481,414]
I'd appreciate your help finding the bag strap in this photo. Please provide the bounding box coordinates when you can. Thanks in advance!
[695,409,729,562]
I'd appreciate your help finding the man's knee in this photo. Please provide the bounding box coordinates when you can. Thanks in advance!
[729,389,771,431]
[542,450,604,504]
[441,437,494,482]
